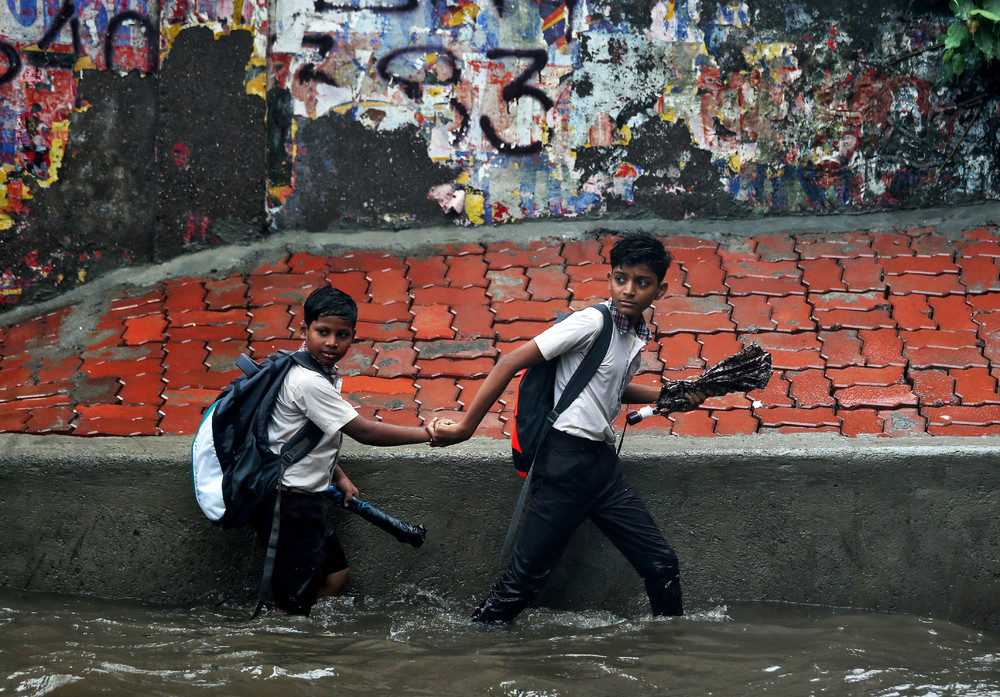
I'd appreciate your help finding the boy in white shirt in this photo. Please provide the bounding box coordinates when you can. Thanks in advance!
[435,230,704,622]
[252,285,448,615]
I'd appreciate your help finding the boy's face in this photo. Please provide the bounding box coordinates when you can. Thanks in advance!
[608,263,668,323]
[300,315,355,369]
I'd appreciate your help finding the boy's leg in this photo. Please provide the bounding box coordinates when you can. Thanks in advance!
[472,431,597,623]
[251,490,332,615]
[589,460,683,616]
[317,519,350,598]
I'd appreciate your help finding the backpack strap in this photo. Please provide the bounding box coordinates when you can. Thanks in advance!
[499,303,614,569]
[250,350,331,619]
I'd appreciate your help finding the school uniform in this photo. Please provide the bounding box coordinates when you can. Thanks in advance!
[472,301,682,622]
[250,352,358,615]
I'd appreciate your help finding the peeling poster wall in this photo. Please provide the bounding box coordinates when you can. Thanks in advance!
[0,0,997,306]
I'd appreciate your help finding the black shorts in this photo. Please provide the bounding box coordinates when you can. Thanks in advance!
[251,489,349,615]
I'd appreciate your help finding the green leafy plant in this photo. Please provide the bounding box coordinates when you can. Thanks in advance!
[943,0,1000,79]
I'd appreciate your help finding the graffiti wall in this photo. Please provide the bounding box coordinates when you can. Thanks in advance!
[0,0,997,306]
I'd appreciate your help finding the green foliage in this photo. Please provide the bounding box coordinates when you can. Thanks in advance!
[943,0,1000,80]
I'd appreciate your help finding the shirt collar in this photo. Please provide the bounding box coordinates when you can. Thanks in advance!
[299,342,339,379]
[604,299,652,343]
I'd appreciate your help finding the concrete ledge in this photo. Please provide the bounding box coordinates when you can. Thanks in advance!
[1,433,998,629]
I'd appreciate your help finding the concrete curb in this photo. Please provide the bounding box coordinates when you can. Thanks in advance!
[3,432,999,629]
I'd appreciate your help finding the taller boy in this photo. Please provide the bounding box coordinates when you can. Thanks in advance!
[435,230,703,623]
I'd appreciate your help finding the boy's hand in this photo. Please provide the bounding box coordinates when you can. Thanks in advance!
[331,469,359,507]
[431,420,471,447]
[682,387,708,411]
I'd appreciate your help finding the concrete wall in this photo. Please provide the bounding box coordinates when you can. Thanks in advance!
[1,0,998,307]
[2,432,998,630]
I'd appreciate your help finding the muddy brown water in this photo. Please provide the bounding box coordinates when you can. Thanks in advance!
[2,587,999,696]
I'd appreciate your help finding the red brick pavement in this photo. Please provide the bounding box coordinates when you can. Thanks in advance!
[3,225,1000,439]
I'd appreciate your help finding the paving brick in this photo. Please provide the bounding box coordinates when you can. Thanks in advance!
[168,325,252,342]
[4,393,73,412]
[838,408,884,436]
[372,341,418,378]
[248,305,295,340]
[287,252,330,272]
[799,258,846,292]
[416,357,496,378]
[888,294,936,330]
[123,313,168,346]
[82,356,163,379]
[163,279,207,314]
[666,409,717,436]
[756,406,840,427]
[368,268,410,304]
[451,303,496,340]
[956,239,1000,258]
[817,330,863,368]
[970,293,1000,314]
[869,231,913,257]
[908,232,954,257]
[118,373,166,405]
[886,273,966,296]
[493,299,568,322]
[162,370,235,390]
[813,308,896,331]
[456,377,486,407]
[927,423,1000,436]
[411,286,490,306]
[249,254,291,275]
[901,328,978,350]
[927,296,977,332]
[445,254,490,289]
[923,404,1000,425]
[835,384,918,409]
[725,276,807,297]
[768,296,815,332]
[204,276,248,311]
[796,233,874,259]
[788,369,834,407]
[354,321,414,342]
[880,408,928,436]
[407,256,450,288]
[526,266,570,301]
[247,273,326,306]
[248,339,301,358]
[956,256,1000,293]
[72,417,160,437]
[568,278,610,301]
[566,265,606,284]
[487,269,531,302]
[561,238,604,266]
[658,333,703,371]
[904,345,988,370]
[326,270,370,300]
[410,304,455,341]
[725,259,800,279]
[342,375,417,395]
[338,343,376,376]
[169,309,250,329]
[160,386,219,406]
[25,405,76,434]
[415,378,461,410]
[727,296,773,332]
[494,320,551,342]
[859,328,906,367]
[676,249,726,296]
[656,312,737,335]
[752,234,797,261]
[357,301,410,324]
[204,341,252,373]
[840,257,886,293]
[747,332,825,370]
[712,408,760,435]
[157,405,206,435]
[485,240,563,269]
[36,356,82,384]
[951,366,1000,405]
[881,257,960,276]
[74,403,162,422]
[0,410,30,431]
[827,365,905,388]
[698,333,747,365]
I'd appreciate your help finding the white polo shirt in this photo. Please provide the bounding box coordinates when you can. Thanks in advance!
[532,303,649,444]
[267,363,359,492]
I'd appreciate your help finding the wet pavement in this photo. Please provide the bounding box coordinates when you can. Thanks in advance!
[2,224,1000,439]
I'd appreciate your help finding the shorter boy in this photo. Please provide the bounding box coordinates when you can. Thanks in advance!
[435,230,704,622]
[252,285,448,615]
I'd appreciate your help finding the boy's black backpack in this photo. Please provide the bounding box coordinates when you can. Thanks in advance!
[509,303,613,475]
[191,350,328,529]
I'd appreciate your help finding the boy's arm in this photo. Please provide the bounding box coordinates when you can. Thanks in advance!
[434,340,546,445]
[622,381,708,410]
[341,414,447,446]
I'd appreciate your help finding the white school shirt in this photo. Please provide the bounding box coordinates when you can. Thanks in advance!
[532,303,649,444]
[267,363,359,492]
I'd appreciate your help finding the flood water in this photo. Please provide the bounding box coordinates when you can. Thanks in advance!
[2,587,999,697]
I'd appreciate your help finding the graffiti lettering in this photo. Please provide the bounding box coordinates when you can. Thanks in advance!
[375,46,459,101]
[0,40,21,85]
[37,0,81,55]
[313,0,417,13]
[479,48,552,154]
[104,10,157,72]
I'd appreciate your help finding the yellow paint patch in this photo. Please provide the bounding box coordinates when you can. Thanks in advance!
[77,269,87,284]
[465,191,485,224]
[0,214,12,231]
[37,120,70,187]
